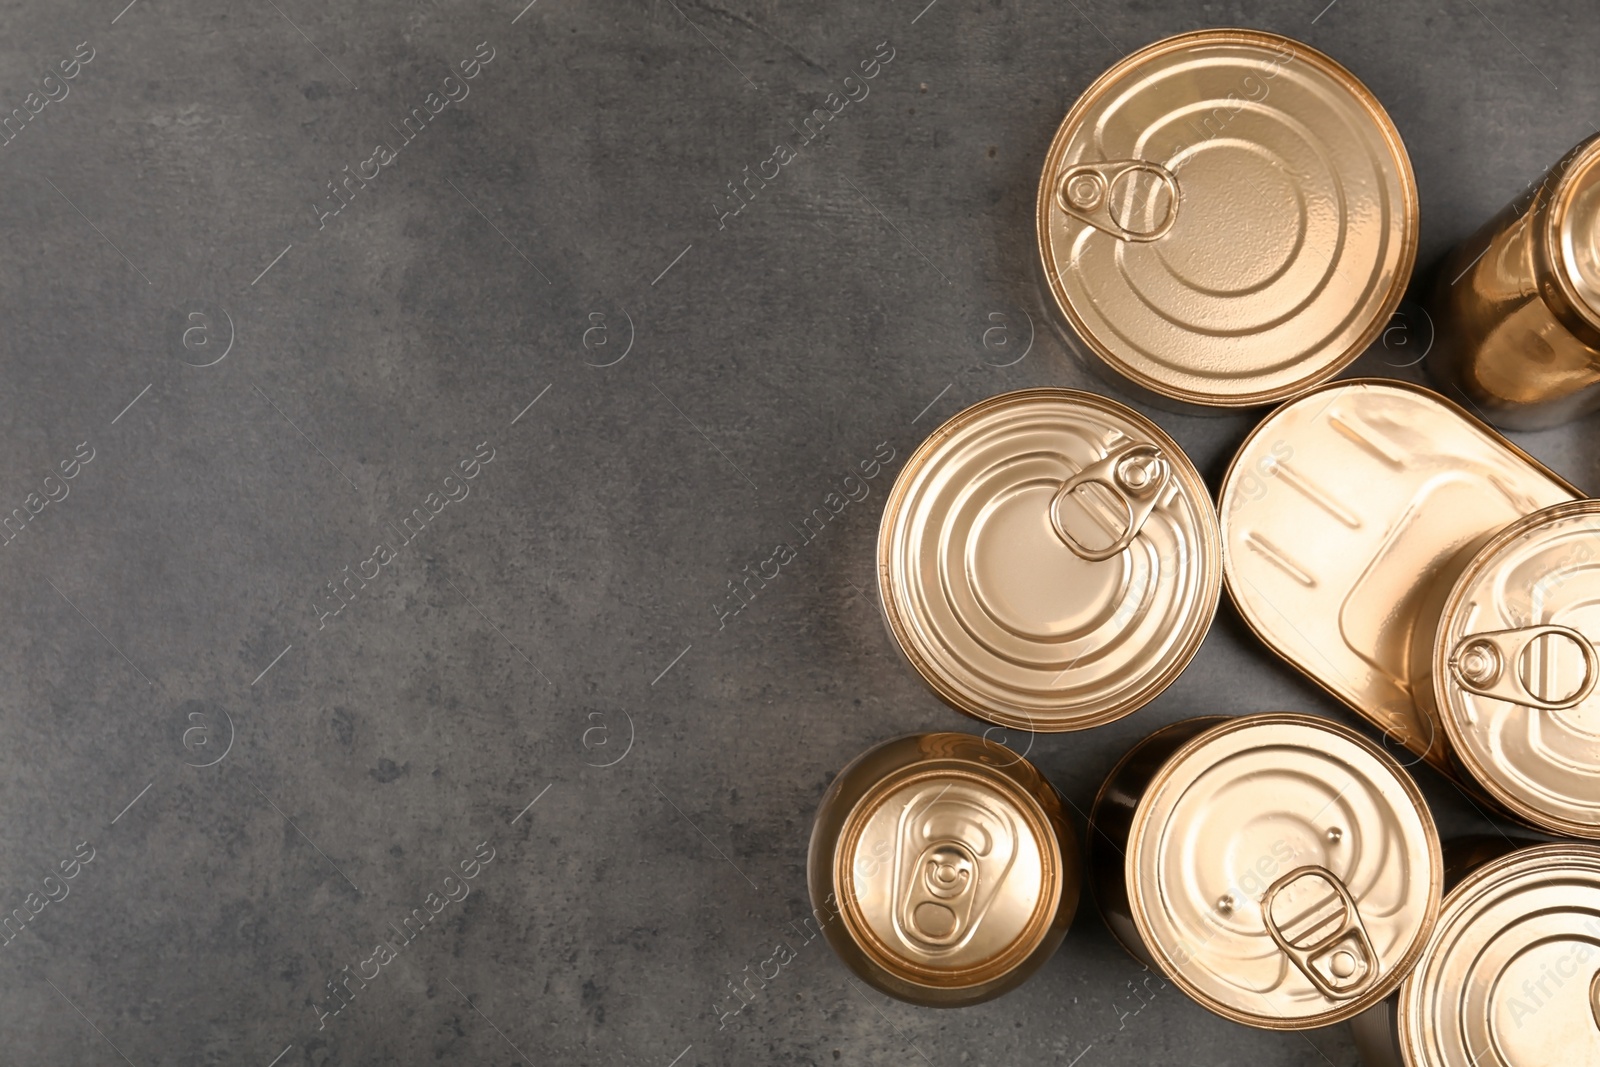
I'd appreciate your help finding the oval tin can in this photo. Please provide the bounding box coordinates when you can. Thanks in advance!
[1428,133,1600,430]
[1088,713,1443,1029]
[1218,379,1580,777]
[878,389,1220,733]
[806,732,1079,1006]
[1036,29,1417,410]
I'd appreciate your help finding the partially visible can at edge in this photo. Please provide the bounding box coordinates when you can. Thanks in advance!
[1088,713,1443,1030]
[1350,839,1600,1067]
[1219,379,1580,779]
[1427,133,1600,430]
[878,389,1220,733]
[1036,29,1416,411]
[807,732,1079,1007]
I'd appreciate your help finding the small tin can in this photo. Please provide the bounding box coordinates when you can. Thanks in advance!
[878,389,1220,732]
[806,732,1079,1006]
[1088,713,1442,1030]
[1413,500,1600,838]
[1427,133,1600,430]
[1219,379,1579,776]
[1036,29,1417,410]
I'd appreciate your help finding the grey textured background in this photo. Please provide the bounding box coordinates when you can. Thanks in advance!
[0,0,1595,1064]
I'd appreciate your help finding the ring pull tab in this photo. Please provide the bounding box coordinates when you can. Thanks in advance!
[1448,624,1599,711]
[1049,443,1170,562]
[1261,865,1380,1001]
[1055,160,1181,242]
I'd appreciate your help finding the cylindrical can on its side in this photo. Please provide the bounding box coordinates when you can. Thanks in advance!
[1037,29,1416,411]
[1427,134,1600,430]
[1089,713,1443,1030]
[807,733,1079,1007]
[878,389,1220,733]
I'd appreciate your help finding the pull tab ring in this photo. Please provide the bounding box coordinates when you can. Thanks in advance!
[1049,442,1169,562]
[1448,624,1599,711]
[1056,160,1181,242]
[1261,865,1380,1001]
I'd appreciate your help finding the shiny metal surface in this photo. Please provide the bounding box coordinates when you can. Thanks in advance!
[1397,843,1600,1067]
[1037,29,1416,409]
[1427,134,1600,429]
[807,733,1078,1007]
[878,389,1220,732]
[1219,379,1580,776]
[1091,714,1442,1030]
[1423,501,1600,838]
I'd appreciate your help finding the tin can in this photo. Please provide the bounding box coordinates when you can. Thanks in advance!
[806,732,1079,1006]
[1088,713,1443,1030]
[1412,500,1600,838]
[1219,379,1580,777]
[878,389,1220,733]
[1427,133,1600,430]
[1036,29,1416,410]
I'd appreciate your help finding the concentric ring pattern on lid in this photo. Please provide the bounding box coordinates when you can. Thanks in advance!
[1433,500,1600,838]
[1398,844,1600,1067]
[1127,714,1441,1028]
[1036,29,1417,407]
[877,389,1220,732]
[1551,139,1600,331]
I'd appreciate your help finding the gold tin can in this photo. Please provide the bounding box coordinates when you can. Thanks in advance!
[806,732,1079,1006]
[878,389,1220,732]
[1219,379,1580,776]
[1036,29,1417,410]
[1088,713,1443,1030]
[1427,133,1600,430]
[1394,842,1600,1067]
[1414,500,1600,838]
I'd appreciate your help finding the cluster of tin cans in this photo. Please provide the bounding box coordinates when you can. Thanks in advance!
[807,29,1600,1067]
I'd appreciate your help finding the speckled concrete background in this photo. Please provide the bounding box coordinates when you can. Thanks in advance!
[0,0,1594,1064]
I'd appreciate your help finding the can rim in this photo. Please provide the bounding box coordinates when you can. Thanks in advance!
[1123,711,1444,1029]
[1034,29,1419,408]
[876,387,1222,732]
[1432,498,1600,838]
[1537,134,1600,339]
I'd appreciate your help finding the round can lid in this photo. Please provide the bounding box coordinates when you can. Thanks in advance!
[1127,713,1442,1028]
[1549,137,1600,332]
[830,735,1068,992]
[1434,500,1600,838]
[878,389,1220,732]
[1036,30,1417,407]
[1398,843,1600,1067]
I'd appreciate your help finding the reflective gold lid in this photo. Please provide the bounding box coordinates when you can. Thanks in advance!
[1548,136,1600,333]
[1036,30,1417,407]
[1126,713,1441,1028]
[1433,501,1600,838]
[878,389,1220,732]
[808,733,1078,1006]
[1398,843,1600,1067]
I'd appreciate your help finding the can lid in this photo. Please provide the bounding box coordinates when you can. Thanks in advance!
[1547,137,1600,333]
[1036,30,1416,407]
[1398,843,1600,1067]
[878,389,1220,732]
[1434,500,1600,838]
[1126,713,1441,1028]
[830,734,1068,993]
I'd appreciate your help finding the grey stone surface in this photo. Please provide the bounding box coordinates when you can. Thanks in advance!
[0,0,1594,1063]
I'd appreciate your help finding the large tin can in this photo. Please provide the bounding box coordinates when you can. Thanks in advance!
[806,732,1079,1006]
[1218,379,1580,777]
[1088,713,1443,1029]
[1036,29,1416,410]
[1427,133,1600,429]
[1412,500,1600,838]
[878,389,1220,732]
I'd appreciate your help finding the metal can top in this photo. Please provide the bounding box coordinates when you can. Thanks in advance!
[1397,843,1600,1067]
[878,389,1220,732]
[1125,713,1441,1028]
[1545,136,1600,335]
[1433,501,1600,838]
[1036,29,1416,408]
[809,733,1077,1005]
